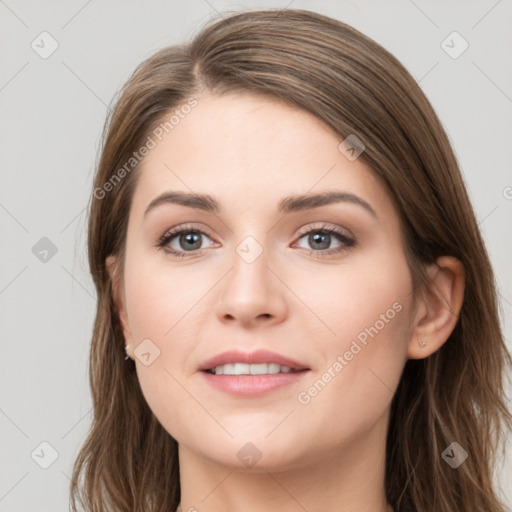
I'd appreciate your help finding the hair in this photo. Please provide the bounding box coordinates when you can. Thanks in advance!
[70,8,512,512]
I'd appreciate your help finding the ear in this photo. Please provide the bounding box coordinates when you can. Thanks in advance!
[408,256,465,359]
[106,255,134,352]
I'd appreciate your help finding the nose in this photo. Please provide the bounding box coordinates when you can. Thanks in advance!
[215,242,288,328]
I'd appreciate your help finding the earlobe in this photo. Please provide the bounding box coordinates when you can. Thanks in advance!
[408,256,465,360]
[106,255,132,346]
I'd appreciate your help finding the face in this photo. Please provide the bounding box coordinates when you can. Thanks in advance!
[113,92,416,471]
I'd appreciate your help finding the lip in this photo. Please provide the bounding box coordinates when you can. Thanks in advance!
[198,349,309,372]
[198,349,311,397]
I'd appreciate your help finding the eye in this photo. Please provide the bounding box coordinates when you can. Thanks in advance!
[157,222,356,259]
[157,224,215,258]
[293,223,356,257]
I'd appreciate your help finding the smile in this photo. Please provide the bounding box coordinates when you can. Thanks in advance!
[206,363,301,375]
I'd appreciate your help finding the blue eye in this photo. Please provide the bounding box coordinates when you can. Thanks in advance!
[295,226,355,256]
[157,225,214,258]
[157,223,356,259]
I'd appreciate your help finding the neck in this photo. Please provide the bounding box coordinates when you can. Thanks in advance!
[176,411,392,512]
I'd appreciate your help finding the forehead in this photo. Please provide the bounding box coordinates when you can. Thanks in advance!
[129,92,394,222]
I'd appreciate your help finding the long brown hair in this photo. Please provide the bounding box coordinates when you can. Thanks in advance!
[70,8,512,511]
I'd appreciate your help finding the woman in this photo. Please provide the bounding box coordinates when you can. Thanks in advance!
[70,8,512,512]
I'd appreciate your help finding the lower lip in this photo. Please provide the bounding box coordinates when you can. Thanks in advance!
[200,370,310,396]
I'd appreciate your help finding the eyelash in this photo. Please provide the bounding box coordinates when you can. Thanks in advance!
[156,222,356,259]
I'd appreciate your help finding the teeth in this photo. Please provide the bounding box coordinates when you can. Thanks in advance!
[212,363,297,375]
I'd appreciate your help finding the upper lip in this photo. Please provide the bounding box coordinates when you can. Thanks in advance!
[198,349,310,372]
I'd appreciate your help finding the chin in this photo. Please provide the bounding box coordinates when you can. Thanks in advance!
[191,431,310,472]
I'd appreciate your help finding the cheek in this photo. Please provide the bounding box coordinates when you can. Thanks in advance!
[291,248,412,352]
[122,252,215,435]
[293,253,412,437]
[123,251,202,346]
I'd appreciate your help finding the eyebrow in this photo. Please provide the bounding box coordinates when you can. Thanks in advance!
[144,190,377,218]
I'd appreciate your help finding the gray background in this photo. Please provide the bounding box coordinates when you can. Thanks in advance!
[1,1,511,510]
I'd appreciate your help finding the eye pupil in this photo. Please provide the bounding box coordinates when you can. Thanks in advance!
[181,232,202,250]
[309,232,330,250]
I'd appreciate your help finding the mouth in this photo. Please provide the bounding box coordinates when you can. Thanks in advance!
[204,363,306,376]
[198,349,310,396]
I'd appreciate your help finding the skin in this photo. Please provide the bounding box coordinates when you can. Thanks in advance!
[108,92,465,512]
